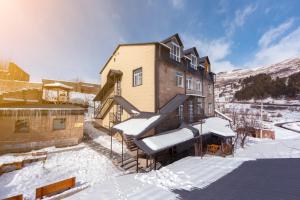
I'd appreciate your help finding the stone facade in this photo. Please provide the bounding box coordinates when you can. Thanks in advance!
[0,108,84,154]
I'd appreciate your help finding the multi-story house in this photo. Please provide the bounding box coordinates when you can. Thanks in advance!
[94,33,215,133]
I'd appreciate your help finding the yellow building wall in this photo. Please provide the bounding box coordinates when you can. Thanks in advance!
[100,44,156,128]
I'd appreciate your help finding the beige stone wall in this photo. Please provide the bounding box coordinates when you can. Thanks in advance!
[0,114,84,154]
[157,60,185,108]
[203,73,215,117]
[100,45,156,128]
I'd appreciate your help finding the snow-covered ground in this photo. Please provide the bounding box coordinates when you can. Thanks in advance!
[84,121,127,154]
[282,122,300,132]
[66,122,300,200]
[0,146,121,199]
[1,107,300,199]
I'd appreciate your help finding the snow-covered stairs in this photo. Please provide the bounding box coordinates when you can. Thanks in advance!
[83,132,138,173]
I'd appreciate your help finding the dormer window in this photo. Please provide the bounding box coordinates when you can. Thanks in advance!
[191,54,197,69]
[170,42,180,62]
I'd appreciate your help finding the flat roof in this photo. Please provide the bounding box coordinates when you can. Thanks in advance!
[0,104,85,110]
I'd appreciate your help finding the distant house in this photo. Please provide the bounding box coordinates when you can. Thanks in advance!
[0,85,85,154]
[0,104,84,154]
[0,62,29,81]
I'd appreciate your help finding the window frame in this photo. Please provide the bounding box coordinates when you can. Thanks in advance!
[191,54,197,70]
[15,119,30,133]
[208,84,213,95]
[186,77,192,90]
[208,103,213,115]
[133,67,143,87]
[178,104,184,121]
[170,42,181,62]
[53,118,66,131]
[176,72,184,88]
[189,100,193,122]
[196,80,202,92]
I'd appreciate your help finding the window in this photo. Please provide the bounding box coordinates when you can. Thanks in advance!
[178,105,184,121]
[53,118,66,130]
[208,103,213,115]
[15,119,29,133]
[189,100,193,122]
[196,80,202,92]
[133,68,142,86]
[196,98,203,115]
[170,42,180,62]
[176,72,184,88]
[186,77,192,90]
[191,54,197,69]
[208,84,213,95]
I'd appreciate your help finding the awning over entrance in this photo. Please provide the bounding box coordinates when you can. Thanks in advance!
[134,124,199,155]
[112,94,190,139]
[193,117,235,138]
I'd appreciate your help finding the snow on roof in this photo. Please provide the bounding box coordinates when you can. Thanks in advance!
[193,117,235,137]
[44,82,73,89]
[187,93,206,98]
[131,109,140,114]
[113,115,161,136]
[142,127,195,151]
[215,109,233,122]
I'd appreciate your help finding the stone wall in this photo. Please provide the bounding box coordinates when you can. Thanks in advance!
[0,113,84,154]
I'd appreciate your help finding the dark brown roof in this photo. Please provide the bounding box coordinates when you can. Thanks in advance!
[113,96,140,114]
[183,47,199,57]
[199,56,210,65]
[113,94,190,139]
[161,33,184,47]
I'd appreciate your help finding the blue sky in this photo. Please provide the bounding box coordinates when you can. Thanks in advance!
[1,0,300,83]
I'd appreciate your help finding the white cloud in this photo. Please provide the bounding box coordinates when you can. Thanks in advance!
[169,0,184,9]
[226,4,257,36]
[258,18,294,48]
[251,26,300,67]
[182,34,235,72]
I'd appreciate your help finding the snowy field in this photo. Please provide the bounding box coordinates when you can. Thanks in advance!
[282,122,300,132]
[67,124,300,200]
[1,104,300,199]
[0,146,121,199]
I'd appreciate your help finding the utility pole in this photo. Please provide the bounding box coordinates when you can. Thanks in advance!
[260,99,263,138]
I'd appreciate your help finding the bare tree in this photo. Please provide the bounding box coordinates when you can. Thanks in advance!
[235,111,258,148]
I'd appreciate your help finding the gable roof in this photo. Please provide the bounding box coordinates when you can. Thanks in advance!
[199,56,210,65]
[183,47,199,57]
[161,33,183,47]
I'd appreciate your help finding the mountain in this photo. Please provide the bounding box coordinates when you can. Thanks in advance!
[215,56,300,103]
[216,56,300,86]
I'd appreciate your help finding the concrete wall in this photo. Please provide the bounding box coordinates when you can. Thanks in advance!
[0,113,84,154]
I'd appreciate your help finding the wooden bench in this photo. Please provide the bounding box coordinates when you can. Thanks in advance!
[0,162,23,175]
[3,194,23,200]
[35,177,76,199]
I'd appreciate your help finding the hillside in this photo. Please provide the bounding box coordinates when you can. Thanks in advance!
[217,56,300,86]
[215,56,300,103]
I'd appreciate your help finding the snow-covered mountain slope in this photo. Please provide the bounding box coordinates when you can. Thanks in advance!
[216,56,300,86]
[215,56,300,103]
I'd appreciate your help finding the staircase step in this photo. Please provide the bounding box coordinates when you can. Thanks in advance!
[122,162,138,171]
[120,158,136,167]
